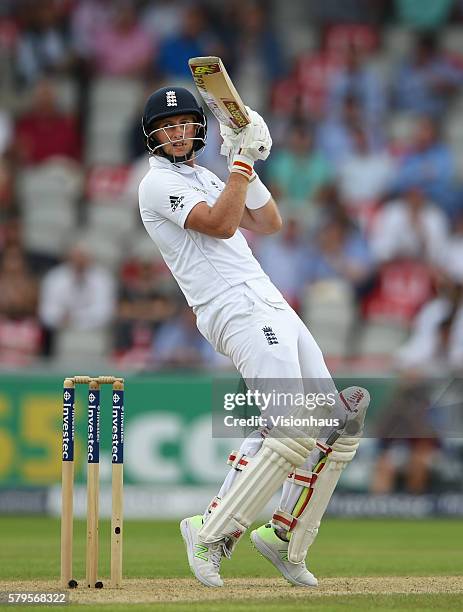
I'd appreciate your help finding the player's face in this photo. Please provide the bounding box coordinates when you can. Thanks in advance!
[154,114,197,158]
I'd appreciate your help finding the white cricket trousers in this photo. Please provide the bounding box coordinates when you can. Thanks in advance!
[195,277,332,380]
[195,277,338,520]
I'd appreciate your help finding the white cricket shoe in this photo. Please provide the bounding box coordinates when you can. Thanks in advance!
[180,515,224,587]
[251,524,318,587]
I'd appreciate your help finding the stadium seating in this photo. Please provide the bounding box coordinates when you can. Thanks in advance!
[17,161,83,258]
[86,78,143,164]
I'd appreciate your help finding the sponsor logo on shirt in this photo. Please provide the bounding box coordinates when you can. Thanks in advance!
[190,185,208,195]
[170,195,185,212]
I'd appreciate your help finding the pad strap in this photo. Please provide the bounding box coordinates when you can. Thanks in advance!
[277,442,335,535]
[315,441,332,455]
[207,496,221,514]
[227,450,249,471]
[287,468,317,487]
[272,510,297,532]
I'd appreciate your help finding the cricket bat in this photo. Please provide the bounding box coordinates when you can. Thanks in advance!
[188,56,250,130]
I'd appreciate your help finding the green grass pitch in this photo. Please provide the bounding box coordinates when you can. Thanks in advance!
[0,517,462,611]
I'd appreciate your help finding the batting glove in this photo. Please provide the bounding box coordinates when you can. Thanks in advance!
[240,108,272,162]
[221,107,272,179]
[220,123,243,165]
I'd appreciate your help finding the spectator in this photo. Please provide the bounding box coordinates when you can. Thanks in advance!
[441,210,463,283]
[68,0,114,135]
[0,245,41,365]
[71,0,113,62]
[391,116,458,217]
[370,187,448,265]
[0,110,12,156]
[306,213,373,288]
[38,242,115,356]
[337,125,395,225]
[0,216,22,252]
[226,0,284,112]
[114,256,176,356]
[0,245,38,322]
[324,24,380,53]
[255,217,309,311]
[152,308,218,369]
[268,122,332,213]
[14,78,81,165]
[140,0,186,42]
[301,211,373,357]
[371,376,440,494]
[0,157,14,217]
[396,279,463,372]
[275,23,380,121]
[271,87,316,145]
[0,110,13,215]
[15,0,71,85]
[327,40,386,125]
[394,32,463,118]
[276,45,340,120]
[156,5,221,80]
[91,0,153,77]
[311,183,347,224]
[316,94,380,169]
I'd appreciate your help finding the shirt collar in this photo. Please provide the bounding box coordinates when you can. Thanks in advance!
[149,155,197,175]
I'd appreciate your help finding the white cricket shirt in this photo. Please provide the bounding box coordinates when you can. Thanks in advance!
[138,155,268,307]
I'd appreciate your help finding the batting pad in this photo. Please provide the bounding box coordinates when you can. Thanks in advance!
[286,386,371,563]
[287,436,360,564]
[199,433,315,544]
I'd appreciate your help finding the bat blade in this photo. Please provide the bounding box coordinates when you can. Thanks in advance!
[188,56,250,130]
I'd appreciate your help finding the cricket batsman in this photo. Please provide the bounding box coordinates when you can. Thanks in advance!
[139,85,370,587]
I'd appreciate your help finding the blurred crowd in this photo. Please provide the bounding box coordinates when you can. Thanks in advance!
[1,0,463,382]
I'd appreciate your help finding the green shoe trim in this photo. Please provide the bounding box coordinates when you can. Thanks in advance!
[194,543,209,562]
[190,514,203,529]
[256,524,289,549]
